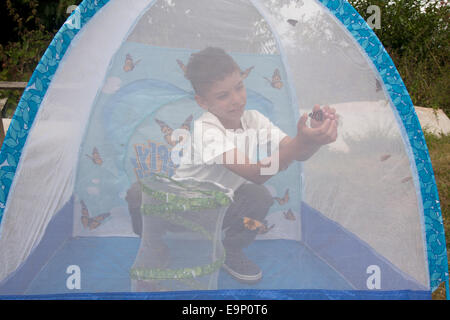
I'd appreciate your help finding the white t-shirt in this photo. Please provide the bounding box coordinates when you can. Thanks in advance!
[172,110,287,194]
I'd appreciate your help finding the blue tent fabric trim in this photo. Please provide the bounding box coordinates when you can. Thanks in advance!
[0,0,110,223]
[0,0,447,296]
[317,0,448,295]
[0,289,431,300]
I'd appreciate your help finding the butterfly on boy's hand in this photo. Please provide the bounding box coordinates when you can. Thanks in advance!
[176,59,187,76]
[273,189,289,205]
[86,147,103,165]
[283,208,296,221]
[80,200,111,230]
[243,217,275,234]
[155,115,193,146]
[264,68,283,89]
[308,109,324,122]
[123,54,141,72]
[241,66,254,79]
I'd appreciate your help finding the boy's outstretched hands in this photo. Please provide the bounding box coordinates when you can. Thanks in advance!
[296,104,338,149]
[223,104,338,182]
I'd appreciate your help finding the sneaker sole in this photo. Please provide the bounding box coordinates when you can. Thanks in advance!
[222,263,263,283]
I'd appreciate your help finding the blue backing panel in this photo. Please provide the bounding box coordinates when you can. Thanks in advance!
[301,202,427,291]
[0,198,74,295]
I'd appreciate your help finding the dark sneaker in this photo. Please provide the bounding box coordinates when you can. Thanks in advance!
[222,250,262,283]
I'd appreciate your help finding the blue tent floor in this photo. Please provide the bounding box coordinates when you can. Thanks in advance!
[24,237,353,295]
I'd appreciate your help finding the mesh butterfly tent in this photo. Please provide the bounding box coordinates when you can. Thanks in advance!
[0,0,448,300]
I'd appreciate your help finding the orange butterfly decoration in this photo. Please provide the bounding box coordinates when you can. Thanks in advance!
[86,147,103,165]
[155,115,193,146]
[180,114,193,131]
[264,68,283,89]
[80,200,111,230]
[283,208,296,221]
[273,189,289,205]
[241,66,254,79]
[123,54,141,72]
[243,217,275,235]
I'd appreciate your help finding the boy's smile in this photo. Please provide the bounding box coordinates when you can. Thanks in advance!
[195,70,247,130]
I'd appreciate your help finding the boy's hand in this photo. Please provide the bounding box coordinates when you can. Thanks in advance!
[309,105,337,128]
[296,105,338,147]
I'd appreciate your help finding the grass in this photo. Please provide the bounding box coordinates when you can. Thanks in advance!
[425,132,450,300]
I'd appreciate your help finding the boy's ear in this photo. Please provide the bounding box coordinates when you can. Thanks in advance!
[195,94,210,111]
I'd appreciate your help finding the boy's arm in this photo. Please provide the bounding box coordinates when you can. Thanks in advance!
[222,107,337,184]
[222,120,337,184]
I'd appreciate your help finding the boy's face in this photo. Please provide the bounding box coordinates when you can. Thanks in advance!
[195,70,247,128]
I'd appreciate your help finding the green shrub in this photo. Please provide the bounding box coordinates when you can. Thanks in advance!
[0,0,80,117]
[0,29,52,117]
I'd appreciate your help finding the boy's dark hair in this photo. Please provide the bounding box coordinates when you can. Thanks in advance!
[185,47,240,96]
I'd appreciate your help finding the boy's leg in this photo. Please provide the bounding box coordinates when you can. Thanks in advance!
[126,181,184,237]
[126,182,143,236]
[221,183,274,283]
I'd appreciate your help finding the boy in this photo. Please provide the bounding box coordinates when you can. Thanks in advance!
[127,47,337,286]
